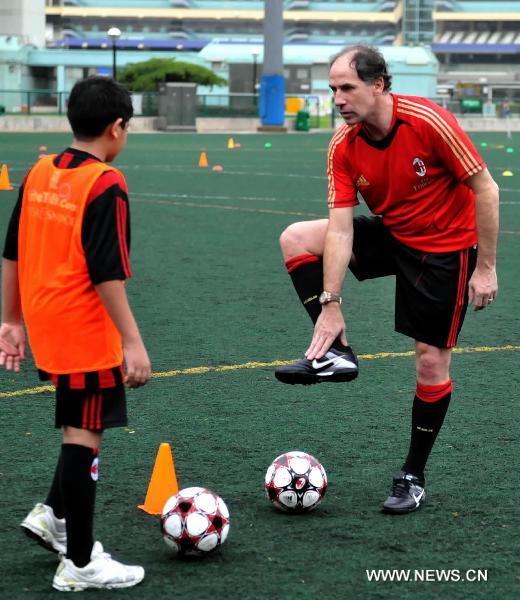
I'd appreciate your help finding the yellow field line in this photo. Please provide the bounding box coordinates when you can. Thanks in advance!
[0,384,55,398]
[0,344,518,399]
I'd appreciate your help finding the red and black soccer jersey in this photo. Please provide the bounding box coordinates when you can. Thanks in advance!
[3,147,132,283]
[327,94,485,253]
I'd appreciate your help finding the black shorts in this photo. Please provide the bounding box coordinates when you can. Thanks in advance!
[350,216,477,349]
[55,385,128,432]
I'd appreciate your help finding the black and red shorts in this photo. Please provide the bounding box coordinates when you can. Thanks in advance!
[39,366,127,431]
[350,216,477,349]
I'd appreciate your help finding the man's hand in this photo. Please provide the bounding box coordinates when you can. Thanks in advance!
[123,340,151,388]
[468,265,498,311]
[0,322,26,372]
[305,303,347,360]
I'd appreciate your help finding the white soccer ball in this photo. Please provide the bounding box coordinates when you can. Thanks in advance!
[265,451,327,513]
[161,487,230,556]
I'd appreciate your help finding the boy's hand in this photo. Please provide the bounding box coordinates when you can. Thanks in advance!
[0,322,26,372]
[123,340,151,388]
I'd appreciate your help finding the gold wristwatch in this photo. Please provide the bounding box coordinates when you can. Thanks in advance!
[319,291,342,305]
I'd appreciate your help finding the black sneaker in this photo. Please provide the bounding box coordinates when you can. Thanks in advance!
[382,471,426,514]
[274,346,358,385]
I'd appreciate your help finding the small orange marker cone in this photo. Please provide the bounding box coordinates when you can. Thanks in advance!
[198,151,208,167]
[227,137,235,149]
[0,164,13,191]
[138,443,179,515]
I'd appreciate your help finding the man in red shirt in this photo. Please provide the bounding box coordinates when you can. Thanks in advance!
[275,45,499,513]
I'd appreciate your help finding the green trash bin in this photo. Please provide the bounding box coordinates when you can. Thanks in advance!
[0,105,5,115]
[295,110,310,131]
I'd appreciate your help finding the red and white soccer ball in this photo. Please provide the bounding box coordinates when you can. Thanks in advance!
[161,487,230,556]
[264,451,328,513]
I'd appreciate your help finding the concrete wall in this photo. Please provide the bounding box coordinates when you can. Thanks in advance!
[0,0,46,48]
[0,116,158,132]
[456,116,520,131]
[196,117,260,132]
[0,115,518,133]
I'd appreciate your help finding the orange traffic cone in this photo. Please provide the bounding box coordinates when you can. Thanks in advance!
[138,443,179,515]
[0,164,13,191]
[198,151,208,167]
[227,137,235,149]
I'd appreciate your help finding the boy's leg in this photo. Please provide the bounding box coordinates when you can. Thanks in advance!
[21,427,101,561]
[45,451,64,518]
[50,383,144,591]
[61,427,101,567]
[54,425,145,592]
[20,451,67,553]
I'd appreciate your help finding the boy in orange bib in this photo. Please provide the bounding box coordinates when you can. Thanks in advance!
[1,76,151,592]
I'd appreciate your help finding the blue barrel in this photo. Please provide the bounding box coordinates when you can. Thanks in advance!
[259,74,285,126]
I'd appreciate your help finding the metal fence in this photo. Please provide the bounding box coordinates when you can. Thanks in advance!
[0,90,68,115]
[0,90,328,126]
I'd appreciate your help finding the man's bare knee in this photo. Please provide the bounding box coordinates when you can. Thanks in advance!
[415,343,451,384]
[279,219,328,261]
[280,222,307,258]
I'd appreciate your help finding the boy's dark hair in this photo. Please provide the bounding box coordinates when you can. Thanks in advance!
[330,45,392,91]
[67,76,133,140]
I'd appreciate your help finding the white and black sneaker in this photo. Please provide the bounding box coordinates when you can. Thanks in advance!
[52,541,145,592]
[382,471,426,514]
[21,503,67,554]
[275,346,358,385]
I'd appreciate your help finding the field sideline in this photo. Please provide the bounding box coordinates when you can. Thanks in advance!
[0,132,518,599]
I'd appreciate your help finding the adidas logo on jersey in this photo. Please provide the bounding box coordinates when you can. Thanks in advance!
[356,174,370,187]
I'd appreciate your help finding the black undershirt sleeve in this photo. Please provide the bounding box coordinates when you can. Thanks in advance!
[82,183,131,284]
[2,184,24,261]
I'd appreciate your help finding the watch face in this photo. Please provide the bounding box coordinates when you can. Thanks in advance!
[319,292,328,304]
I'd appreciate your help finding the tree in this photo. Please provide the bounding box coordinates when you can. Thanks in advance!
[118,58,226,91]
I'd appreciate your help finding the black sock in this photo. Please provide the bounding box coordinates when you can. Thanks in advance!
[285,254,348,352]
[402,380,453,477]
[61,443,98,568]
[45,451,64,519]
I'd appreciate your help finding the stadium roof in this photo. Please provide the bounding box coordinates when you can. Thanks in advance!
[45,5,403,23]
[432,43,520,53]
[200,41,437,68]
[49,38,207,51]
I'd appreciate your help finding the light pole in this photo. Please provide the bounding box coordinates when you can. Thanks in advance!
[251,50,260,107]
[107,27,121,80]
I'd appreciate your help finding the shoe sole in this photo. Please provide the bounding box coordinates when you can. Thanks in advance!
[381,500,426,515]
[53,575,145,592]
[20,523,65,554]
[274,370,358,385]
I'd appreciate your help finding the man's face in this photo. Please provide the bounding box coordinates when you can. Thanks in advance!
[329,53,382,125]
